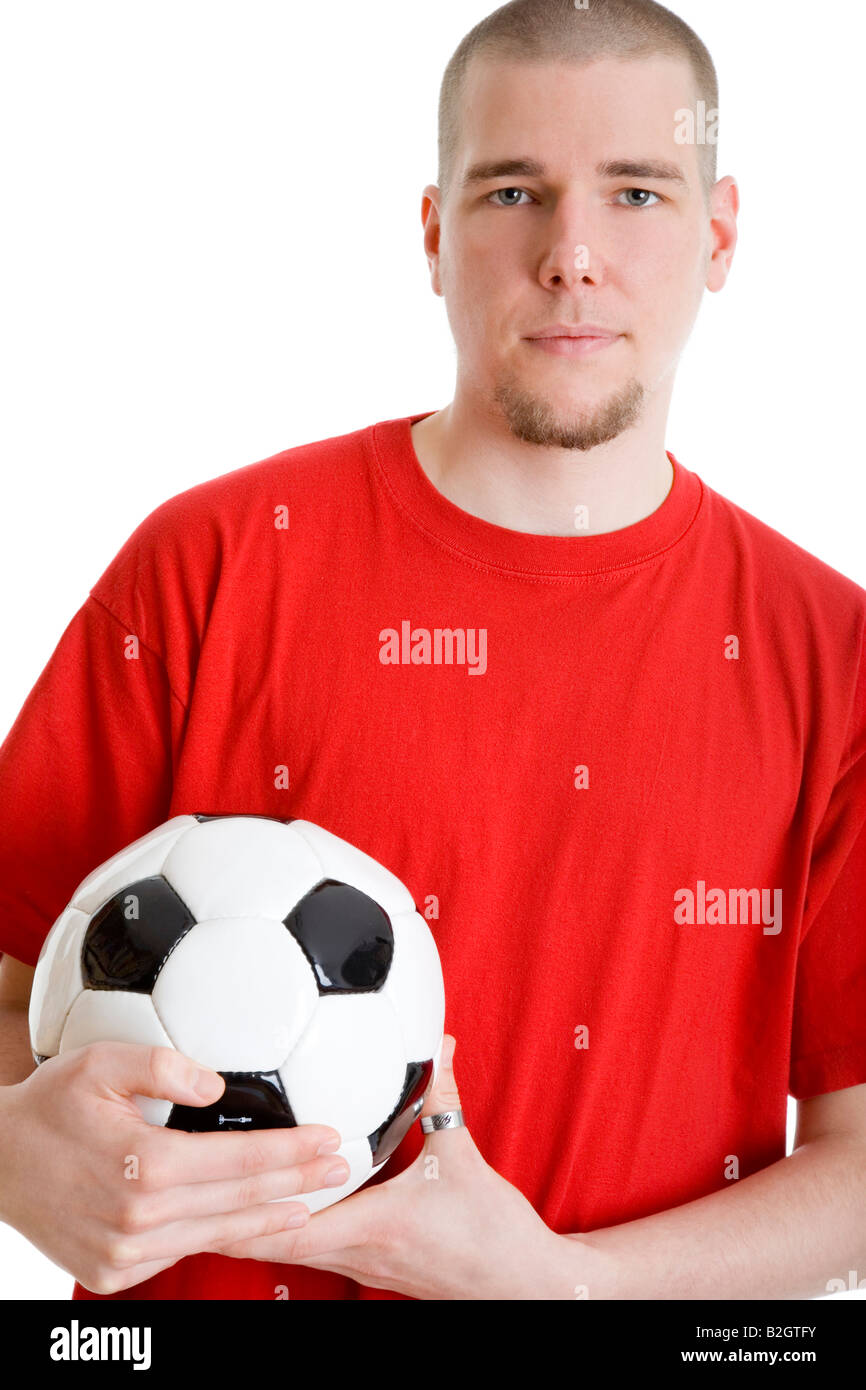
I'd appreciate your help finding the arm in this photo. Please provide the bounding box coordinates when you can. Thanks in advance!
[560,1083,866,1300]
[0,954,37,1085]
[211,1039,866,1301]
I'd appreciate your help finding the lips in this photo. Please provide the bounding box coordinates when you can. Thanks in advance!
[525,328,621,358]
[527,324,618,341]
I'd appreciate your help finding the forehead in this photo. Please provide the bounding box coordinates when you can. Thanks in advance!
[457,54,700,176]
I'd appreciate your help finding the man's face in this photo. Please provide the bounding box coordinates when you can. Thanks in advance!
[426,55,728,450]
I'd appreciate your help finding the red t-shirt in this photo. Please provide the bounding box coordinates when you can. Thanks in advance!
[1,412,865,1301]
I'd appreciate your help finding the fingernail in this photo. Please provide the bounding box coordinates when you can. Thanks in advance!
[316,1137,341,1155]
[286,1209,309,1228]
[325,1164,350,1187]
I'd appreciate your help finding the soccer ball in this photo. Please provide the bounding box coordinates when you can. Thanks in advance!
[28,813,446,1212]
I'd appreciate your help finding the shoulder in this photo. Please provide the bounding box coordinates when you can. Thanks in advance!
[86,419,380,647]
[90,420,377,588]
[697,473,866,630]
[133,419,375,544]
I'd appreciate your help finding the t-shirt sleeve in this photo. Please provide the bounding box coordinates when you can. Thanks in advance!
[789,620,866,1100]
[0,593,185,967]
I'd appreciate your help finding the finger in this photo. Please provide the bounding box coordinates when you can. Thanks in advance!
[122,1152,352,1230]
[218,1233,361,1274]
[217,1183,383,1264]
[106,1190,317,1270]
[93,1256,186,1295]
[132,1124,344,1188]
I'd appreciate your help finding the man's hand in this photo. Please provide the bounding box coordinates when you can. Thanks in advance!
[216,1036,566,1299]
[0,1041,350,1295]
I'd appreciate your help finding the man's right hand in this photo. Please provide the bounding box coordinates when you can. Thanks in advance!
[0,1041,350,1294]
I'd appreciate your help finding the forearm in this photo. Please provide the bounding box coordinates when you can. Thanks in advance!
[0,1004,36,1087]
[557,1136,866,1300]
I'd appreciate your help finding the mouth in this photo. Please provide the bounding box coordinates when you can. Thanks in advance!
[524,333,621,358]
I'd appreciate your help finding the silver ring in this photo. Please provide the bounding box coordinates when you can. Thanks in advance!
[421,1109,465,1133]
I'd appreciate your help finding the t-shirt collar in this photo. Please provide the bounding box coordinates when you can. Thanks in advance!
[368,412,704,580]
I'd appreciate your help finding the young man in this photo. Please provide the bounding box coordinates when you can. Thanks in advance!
[1,0,864,1301]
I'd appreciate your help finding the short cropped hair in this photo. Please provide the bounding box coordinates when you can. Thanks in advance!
[438,0,719,206]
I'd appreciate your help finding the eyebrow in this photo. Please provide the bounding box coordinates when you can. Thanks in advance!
[460,157,690,190]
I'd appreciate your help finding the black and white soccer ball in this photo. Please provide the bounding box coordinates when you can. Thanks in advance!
[28,813,446,1212]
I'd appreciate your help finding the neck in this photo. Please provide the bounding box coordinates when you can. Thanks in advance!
[410,392,674,537]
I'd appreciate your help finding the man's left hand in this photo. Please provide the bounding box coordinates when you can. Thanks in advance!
[216,1035,565,1299]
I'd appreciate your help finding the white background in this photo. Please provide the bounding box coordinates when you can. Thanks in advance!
[1,0,864,1299]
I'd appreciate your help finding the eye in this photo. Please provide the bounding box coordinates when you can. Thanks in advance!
[487,187,535,208]
[617,188,662,208]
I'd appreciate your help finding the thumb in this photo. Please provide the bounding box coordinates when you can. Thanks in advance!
[420,1034,464,1127]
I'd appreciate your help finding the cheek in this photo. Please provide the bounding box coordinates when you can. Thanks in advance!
[456,218,526,284]
[626,242,704,334]
[447,249,514,339]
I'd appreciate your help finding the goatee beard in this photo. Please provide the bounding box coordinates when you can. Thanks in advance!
[493,376,645,451]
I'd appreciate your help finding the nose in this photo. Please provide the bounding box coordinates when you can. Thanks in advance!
[537,200,606,291]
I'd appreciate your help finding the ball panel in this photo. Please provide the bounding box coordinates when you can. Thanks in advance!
[152,917,318,1072]
[284,880,393,993]
[381,910,446,1063]
[161,817,323,923]
[28,904,88,1057]
[280,993,407,1137]
[135,1094,174,1126]
[82,876,196,993]
[73,815,198,916]
[60,987,173,1053]
[166,1069,296,1132]
[289,820,415,916]
[368,1057,434,1165]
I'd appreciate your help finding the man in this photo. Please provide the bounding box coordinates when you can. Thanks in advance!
[0,0,864,1301]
